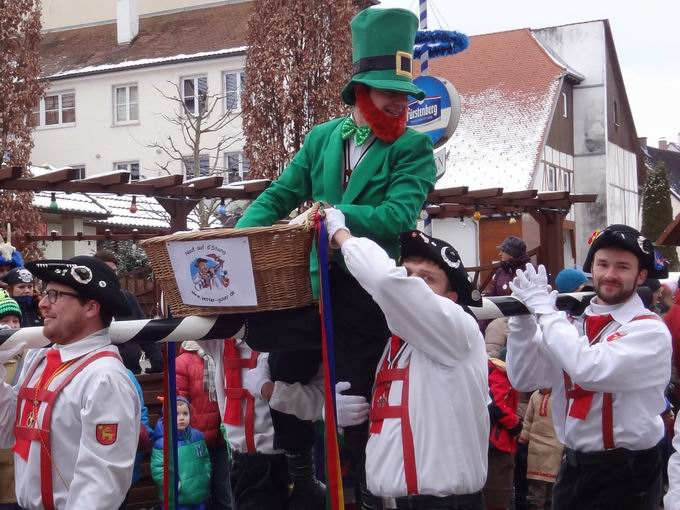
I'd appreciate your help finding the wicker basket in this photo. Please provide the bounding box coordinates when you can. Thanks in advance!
[140,223,315,317]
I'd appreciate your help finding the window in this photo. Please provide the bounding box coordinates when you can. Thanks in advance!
[224,71,245,111]
[32,91,76,127]
[182,76,208,115]
[225,152,251,182]
[69,165,86,180]
[114,84,139,123]
[613,100,620,127]
[562,92,568,118]
[184,154,210,179]
[114,161,140,181]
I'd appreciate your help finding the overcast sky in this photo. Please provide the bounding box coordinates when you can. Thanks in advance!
[379,0,680,147]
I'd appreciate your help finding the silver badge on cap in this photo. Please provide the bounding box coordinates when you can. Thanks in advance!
[441,247,460,268]
[471,289,482,301]
[99,281,107,287]
[71,266,93,285]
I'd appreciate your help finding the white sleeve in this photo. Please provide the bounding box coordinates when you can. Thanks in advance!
[341,237,482,364]
[65,370,141,510]
[269,364,324,421]
[539,314,672,392]
[506,314,555,392]
[666,419,680,510]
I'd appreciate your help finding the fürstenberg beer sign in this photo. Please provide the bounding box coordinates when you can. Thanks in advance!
[407,75,461,148]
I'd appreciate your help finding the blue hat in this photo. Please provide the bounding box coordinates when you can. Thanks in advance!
[555,268,588,293]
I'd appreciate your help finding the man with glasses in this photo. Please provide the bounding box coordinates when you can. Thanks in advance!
[0,256,140,510]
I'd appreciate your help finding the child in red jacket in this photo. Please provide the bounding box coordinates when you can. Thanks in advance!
[484,357,522,510]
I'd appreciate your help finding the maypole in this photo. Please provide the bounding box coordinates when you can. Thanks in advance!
[419,0,434,236]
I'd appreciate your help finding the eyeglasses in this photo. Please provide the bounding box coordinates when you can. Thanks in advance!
[44,289,82,304]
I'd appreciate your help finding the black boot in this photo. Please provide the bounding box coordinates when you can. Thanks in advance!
[357,479,379,510]
[285,449,326,510]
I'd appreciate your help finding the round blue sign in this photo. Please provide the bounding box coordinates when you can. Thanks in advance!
[407,75,461,147]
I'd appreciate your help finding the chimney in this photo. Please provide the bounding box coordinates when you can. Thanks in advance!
[659,137,668,151]
[117,0,139,45]
[638,137,647,149]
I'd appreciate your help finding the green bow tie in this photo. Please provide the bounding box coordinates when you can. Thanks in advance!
[340,117,372,146]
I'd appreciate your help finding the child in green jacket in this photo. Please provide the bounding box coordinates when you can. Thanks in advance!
[151,397,212,510]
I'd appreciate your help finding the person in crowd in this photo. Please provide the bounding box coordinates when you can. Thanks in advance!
[0,256,141,509]
[329,212,489,510]
[123,369,153,508]
[93,250,163,374]
[484,355,522,510]
[3,267,42,327]
[0,291,23,510]
[518,388,564,510]
[233,7,436,507]
[554,267,589,294]
[0,236,23,284]
[200,337,324,510]
[152,397,212,510]
[484,318,509,358]
[486,236,531,297]
[177,341,233,509]
[507,225,671,510]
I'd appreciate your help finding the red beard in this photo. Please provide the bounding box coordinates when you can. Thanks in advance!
[355,85,407,143]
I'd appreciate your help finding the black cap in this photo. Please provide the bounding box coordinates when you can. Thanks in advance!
[26,256,132,316]
[3,267,34,286]
[497,236,526,258]
[583,224,668,279]
[400,230,482,307]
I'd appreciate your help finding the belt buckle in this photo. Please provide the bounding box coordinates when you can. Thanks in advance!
[383,497,397,509]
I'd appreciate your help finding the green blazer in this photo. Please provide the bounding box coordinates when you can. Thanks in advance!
[237,117,436,295]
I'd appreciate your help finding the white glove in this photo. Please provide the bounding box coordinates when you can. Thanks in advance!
[243,359,271,399]
[509,264,557,315]
[335,381,369,428]
[324,208,350,247]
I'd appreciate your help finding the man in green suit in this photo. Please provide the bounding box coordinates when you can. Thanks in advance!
[235,8,436,509]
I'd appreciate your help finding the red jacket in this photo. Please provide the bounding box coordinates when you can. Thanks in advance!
[664,304,680,379]
[488,359,521,454]
[176,349,222,448]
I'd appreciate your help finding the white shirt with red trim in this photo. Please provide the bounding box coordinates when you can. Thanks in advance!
[202,339,324,455]
[0,329,140,510]
[506,294,671,453]
[340,237,489,498]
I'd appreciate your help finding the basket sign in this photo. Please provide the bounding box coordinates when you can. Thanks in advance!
[166,237,257,307]
[407,75,461,147]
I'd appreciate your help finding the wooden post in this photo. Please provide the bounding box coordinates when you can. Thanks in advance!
[528,209,568,281]
[155,197,200,232]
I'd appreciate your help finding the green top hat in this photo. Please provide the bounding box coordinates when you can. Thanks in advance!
[341,8,426,105]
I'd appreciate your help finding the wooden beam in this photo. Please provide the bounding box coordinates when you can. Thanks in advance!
[498,189,538,200]
[467,187,503,198]
[428,186,468,200]
[537,191,569,201]
[184,175,224,190]
[569,193,598,203]
[137,174,183,189]
[657,213,680,246]
[80,171,130,186]
[0,166,22,184]
[31,167,80,184]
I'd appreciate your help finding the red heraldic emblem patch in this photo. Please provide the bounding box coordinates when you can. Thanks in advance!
[96,424,118,445]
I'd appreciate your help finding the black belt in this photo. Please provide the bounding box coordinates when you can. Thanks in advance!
[564,445,658,467]
[392,492,483,509]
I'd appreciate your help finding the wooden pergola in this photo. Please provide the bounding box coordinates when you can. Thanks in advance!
[656,213,680,247]
[3,165,596,280]
[2,165,269,232]
[426,186,597,279]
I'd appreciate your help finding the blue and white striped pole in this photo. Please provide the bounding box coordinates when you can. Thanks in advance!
[419,0,433,235]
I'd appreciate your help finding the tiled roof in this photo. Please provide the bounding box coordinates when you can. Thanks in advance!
[40,2,253,79]
[427,29,570,191]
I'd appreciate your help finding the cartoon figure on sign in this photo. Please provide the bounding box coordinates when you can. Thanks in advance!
[191,254,230,291]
